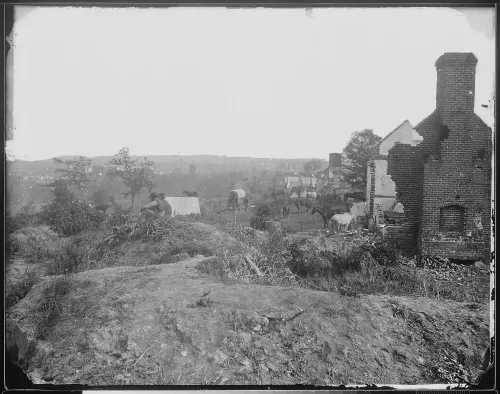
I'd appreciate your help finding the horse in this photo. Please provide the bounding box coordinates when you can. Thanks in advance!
[311,203,351,229]
[332,212,355,233]
[292,198,313,214]
[183,190,199,197]
[282,204,290,218]
[270,189,286,200]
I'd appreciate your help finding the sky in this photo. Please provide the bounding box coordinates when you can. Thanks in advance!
[6,6,495,161]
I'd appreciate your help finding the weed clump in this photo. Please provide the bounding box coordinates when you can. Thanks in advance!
[34,276,73,340]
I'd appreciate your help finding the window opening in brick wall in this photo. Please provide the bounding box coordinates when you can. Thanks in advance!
[439,205,465,232]
[438,125,450,142]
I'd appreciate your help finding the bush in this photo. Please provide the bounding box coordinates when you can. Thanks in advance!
[364,239,400,266]
[40,180,104,237]
[109,204,132,227]
[5,267,39,309]
[250,203,280,231]
[41,200,104,237]
[285,236,361,277]
[5,201,42,234]
[45,232,102,275]
[7,226,59,259]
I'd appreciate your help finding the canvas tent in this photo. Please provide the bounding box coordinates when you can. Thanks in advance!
[229,189,246,199]
[165,197,201,217]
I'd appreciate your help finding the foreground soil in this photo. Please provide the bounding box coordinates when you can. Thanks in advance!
[7,254,489,387]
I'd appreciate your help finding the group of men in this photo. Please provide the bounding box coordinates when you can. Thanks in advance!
[141,192,173,218]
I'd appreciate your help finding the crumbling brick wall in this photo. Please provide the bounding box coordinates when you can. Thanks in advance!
[386,53,492,262]
[386,143,426,252]
[419,114,491,262]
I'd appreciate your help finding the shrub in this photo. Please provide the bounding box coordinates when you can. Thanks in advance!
[365,239,399,266]
[5,267,39,309]
[5,201,43,234]
[7,226,59,258]
[46,235,94,275]
[250,203,279,231]
[131,216,181,241]
[40,182,104,237]
[285,236,361,277]
[109,204,132,227]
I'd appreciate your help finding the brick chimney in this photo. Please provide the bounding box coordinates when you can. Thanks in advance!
[329,153,342,168]
[435,52,478,114]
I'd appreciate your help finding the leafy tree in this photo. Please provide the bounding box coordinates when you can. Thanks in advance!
[53,156,92,195]
[107,147,156,211]
[5,200,39,233]
[304,158,322,173]
[342,129,382,189]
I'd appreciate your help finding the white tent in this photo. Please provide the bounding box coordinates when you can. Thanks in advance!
[165,197,201,217]
[229,189,246,199]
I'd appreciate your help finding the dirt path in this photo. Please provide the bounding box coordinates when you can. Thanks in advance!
[8,255,490,386]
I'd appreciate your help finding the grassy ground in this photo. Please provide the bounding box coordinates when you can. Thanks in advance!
[6,211,492,387]
[7,255,490,386]
[212,202,328,233]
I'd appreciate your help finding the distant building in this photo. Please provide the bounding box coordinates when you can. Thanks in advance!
[365,120,422,221]
[317,153,346,193]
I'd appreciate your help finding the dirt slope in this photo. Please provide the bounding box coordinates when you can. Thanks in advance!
[7,255,489,386]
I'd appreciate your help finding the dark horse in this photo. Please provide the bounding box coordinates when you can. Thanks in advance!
[293,198,313,214]
[311,203,351,229]
[183,190,199,197]
[270,189,286,200]
[282,204,290,218]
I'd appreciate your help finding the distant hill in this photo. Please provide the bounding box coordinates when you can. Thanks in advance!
[7,155,329,174]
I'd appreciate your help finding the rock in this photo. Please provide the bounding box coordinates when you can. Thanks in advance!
[475,261,488,270]
[30,341,54,368]
[214,350,228,364]
[322,341,332,356]
[267,362,279,371]
[5,319,36,366]
[28,369,48,384]
[276,351,287,361]
[418,356,425,365]
[259,363,269,373]
[238,332,252,346]
[239,358,253,372]
[247,312,269,329]
[181,350,188,357]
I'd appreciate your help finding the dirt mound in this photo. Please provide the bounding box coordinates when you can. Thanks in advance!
[101,221,240,268]
[7,255,489,386]
[8,226,59,255]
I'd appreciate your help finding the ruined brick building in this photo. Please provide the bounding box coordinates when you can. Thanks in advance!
[365,120,422,222]
[386,53,492,262]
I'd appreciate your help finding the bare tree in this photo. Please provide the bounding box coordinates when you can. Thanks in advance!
[107,148,156,211]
